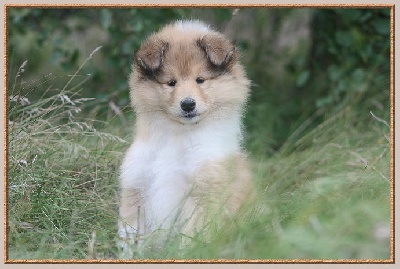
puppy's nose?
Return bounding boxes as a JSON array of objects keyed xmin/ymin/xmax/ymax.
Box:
[{"xmin": 180, "ymin": 98, "xmax": 196, "ymax": 113}]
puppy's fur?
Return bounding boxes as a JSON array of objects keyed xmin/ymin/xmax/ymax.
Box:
[{"xmin": 118, "ymin": 20, "xmax": 252, "ymax": 249}]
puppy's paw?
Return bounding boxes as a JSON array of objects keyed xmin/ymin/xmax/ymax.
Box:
[{"xmin": 117, "ymin": 225, "xmax": 143, "ymax": 259}]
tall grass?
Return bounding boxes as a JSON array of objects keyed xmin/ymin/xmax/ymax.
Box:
[
  {"xmin": 7, "ymin": 56, "xmax": 391, "ymax": 260},
  {"xmin": 7, "ymin": 55, "xmax": 128, "ymax": 259}
]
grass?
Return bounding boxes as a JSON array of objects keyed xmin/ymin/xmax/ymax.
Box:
[{"xmin": 6, "ymin": 57, "xmax": 391, "ymax": 261}]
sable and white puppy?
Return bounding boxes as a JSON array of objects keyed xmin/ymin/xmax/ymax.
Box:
[{"xmin": 118, "ymin": 20, "xmax": 252, "ymax": 250}]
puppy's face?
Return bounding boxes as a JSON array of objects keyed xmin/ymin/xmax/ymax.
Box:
[{"xmin": 129, "ymin": 22, "xmax": 250, "ymax": 125}]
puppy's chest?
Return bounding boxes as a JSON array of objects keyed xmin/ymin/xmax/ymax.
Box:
[
  {"xmin": 133, "ymin": 125, "xmax": 239, "ymax": 189},
  {"xmin": 147, "ymin": 136, "xmax": 215, "ymax": 180}
]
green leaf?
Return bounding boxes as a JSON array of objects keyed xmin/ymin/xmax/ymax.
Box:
[
  {"xmin": 296, "ymin": 70, "xmax": 310, "ymax": 87},
  {"xmin": 327, "ymin": 65, "xmax": 343, "ymax": 82},
  {"xmin": 214, "ymin": 9, "xmax": 232, "ymax": 23},
  {"xmin": 352, "ymin": 68, "xmax": 366, "ymax": 82},
  {"xmin": 134, "ymin": 20, "xmax": 144, "ymax": 32},
  {"xmin": 373, "ymin": 19, "xmax": 390, "ymax": 35},
  {"xmin": 316, "ymin": 96, "xmax": 334, "ymax": 108},
  {"xmin": 335, "ymin": 31, "xmax": 354, "ymax": 47},
  {"xmin": 100, "ymin": 9, "xmax": 112, "ymax": 30}
]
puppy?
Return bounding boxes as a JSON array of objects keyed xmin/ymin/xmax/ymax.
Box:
[{"xmin": 118, "ymin": 20, "xmax": 252, "ymax": 253}]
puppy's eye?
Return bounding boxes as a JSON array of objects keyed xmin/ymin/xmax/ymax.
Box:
[{"xmin": 196, "ymin": 77, "xmax": 205, "ymax": 84}]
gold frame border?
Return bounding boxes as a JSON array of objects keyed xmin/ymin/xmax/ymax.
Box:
[
  {"xmin": 3, "ymin": 3, "xmax": 395, "ymax": 264},
  {"xmin": 2, "ymin": 4, "xmax": 396, "ymax": 8}
]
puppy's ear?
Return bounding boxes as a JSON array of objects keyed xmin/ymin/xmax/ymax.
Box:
[
  {"xmin": 136, "ymin": 37, "xmax": 169, "ymax": 73},
  {"xmin": 197, "ymin": 34, "xmax": 237, "ymax": 68}
]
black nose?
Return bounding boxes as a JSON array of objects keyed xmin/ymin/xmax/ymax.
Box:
[{"xmin": 180, "ymin": 98, "xmax": 196, "ymax": 113}]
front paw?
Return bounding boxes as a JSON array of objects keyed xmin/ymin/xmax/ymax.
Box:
[{"xmin": 117, "ymin": 224, "xmax": 142, "ymax": 259}]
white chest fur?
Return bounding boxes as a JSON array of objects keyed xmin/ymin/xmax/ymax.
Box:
[{"xmin": 120, "ymin": 114, "xmax": 243, "ymax": 231}]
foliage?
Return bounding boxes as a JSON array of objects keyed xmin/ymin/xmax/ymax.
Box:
[
  {"xmin": 242, "ymin": 8, "xmax": 390, "ymax": 154},
  {"xmin": 304, "ymin": 8, "xmax": 389, "ymax": 110}
]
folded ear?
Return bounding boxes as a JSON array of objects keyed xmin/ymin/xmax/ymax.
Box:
[
  {"xmin": 197, "ymin": 34, "xmax": 237, "ymax": 68},
  {"xmin": 136, "ymin": 37, "xmax": 169, "ymax": 73}
]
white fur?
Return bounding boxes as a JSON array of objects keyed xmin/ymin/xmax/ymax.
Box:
[
  {"xmin": 120, "ymin": 112, "xmax": 242, "ymax": 231},
  {"xmin": 174, "ymin": 20, "xmax": 210, "ymax": 33}
]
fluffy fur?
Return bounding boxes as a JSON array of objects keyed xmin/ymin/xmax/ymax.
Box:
[{"xmin": 118, "ymin": 20, "xmax": 253, "ymax": 250}]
